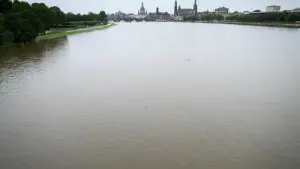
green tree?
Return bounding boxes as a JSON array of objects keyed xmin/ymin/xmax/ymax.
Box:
[
  {"xmin": 1, "ymin": 0, "xmax": 109, "ymax": 44},
  {"xmin": 215, "ymin": 14, "xmax": 224, "ymax": 21},
  {"xmin": 0, "ymin": 27, "xmax": 14, "ymax": 46},
  {"xmin": 88, "ymin": 12, "xmax": 97, "ymax": 21},
  {"xmin": 12, "ymin": 0, "xmax": 31, "ymax": 12},
  {"xmin": 31, "ymin": 3, "xmax": 55, "ymax": 30},
  {"xmin": 75, "ymin": 13, "xmax": 82, "ymax": 21},
  {"xmin": 200, "ymin": 14, "xmax": 224, "ymax": 21},
  {"xmin": 0, "ymin": 0, "xmax": 13, "ymax": 13},
  {"xmin": 2, "ymin": 11, "xmax": 38, "ymax": 43},
  {"xmin": 22, "ymin": 9, "xmax": 45, "ymax": 33},
  {"xmin": 50, "ymin": 6, "xmax": 66, "ymax": 26},
  {"xmin": 229, "ymin": 12, "xmax": 300, "ymax": 23},
  {"xmin": 66, "ymin": 12, "xmax": 76, "ymax": 22},
  {"xmin": 99, "ymin": 11, "xmax": 107, "ymax": 22}
]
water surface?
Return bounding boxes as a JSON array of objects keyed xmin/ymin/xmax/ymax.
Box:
[{"xmin": 1, "ymin": 23, "xmax": 300, "ymax": 169}]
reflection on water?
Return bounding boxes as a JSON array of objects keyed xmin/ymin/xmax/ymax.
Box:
[
  {"xmin": 0, "ymin": 23, "xmax": 300, "ymax": 169},
  {"xmin": 0, "ymin": 38, "xmax": 68, "ymax": 99},
  {"xmin": 0, "ymin": 38, "xmax": 67, "ymax": 67}
]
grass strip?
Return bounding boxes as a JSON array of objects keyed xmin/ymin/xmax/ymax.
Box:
[{"xmin": 37, "ymin": 24, "xmax": 115, "ymax": 41}]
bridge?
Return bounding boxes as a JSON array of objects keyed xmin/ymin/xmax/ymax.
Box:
[{"xmin": 109, "ymin": 18, "xmax": 156, "ymax": 22}]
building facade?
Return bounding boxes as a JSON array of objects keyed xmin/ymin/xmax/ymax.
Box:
[
  {"xmin": 266, "ymin": 5, "xmax": 281, "ymax": 12},
  {"xmin": 148, "ymin": 7, "xmax": 171, "ymax": 20},
  {"xmin": 109, "ymin": 11, "xmax": 128, "ymax": 21},
  {"xmin": 215, "ymin": 7, "xmax": 229, "ymax": 13},
  {"xmin": 138, "ymin": 2, "xmax": 147, "ymax": 15},
  {"xmin": 174, "ymin": 0, "xmax": 198, "ymax": 17},
  {"xmin": 292, "ymin": 8, "xmax": 300, "ymax": 13}
]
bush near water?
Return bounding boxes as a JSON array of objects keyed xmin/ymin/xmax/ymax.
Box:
[{"xmin": 0, "ymin": 0, "xmax": 107, "ymax": 46}]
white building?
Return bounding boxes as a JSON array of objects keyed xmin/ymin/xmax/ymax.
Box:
[
  {"xmin": 174, "ymin": 15, "xmax": 184, "ymax": 21},
  {"xmin": 109, "ymin": 11, "xmax": 128, "ymax": 21},
  {"xmin": 215, "ymin": 7, "xmax": 229, "ymax": 13},
  {"xmin": 266, "ymin": 5, "xmax": 281, "ymax": 12}
]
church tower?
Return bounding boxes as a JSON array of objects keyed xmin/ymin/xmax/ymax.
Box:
[
  {"xmin": 174, "ymin": 0, "xmax": 178, "ymax": 15},
  {"xmin": 138, "ymin": 2, "xmax": 146, "ymax": 15},
  {"xmin": 193, "ymin": 0, "xmax": 198, "ymax": 15}
]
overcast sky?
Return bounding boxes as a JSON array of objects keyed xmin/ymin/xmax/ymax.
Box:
[{"xmin": 25, "ymin": 0, "xmax": 299, "ymax": 14}]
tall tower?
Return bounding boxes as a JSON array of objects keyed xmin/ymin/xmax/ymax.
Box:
[
  {"xmin": 193, "ymin": 0, "xmax": 198, "ymax": 15},
  {"xmin": 139, "ymin": 2, "xmax": 146, "ymax": 15},
  {"xmin": 174, "ymin": 0, "xmax": 178, "ymax": 15}
]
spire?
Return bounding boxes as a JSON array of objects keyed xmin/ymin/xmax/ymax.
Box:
[
  {"xmin": 140, "ymin": 2, "xmax": 145, "ymax": 11},
  {"xmin": 174, "ymin": 0, "xmax": 178, "ymax": 15},
  {"xmin": 193, "ymin": 0, "xmax": 198, "ymax": 13}
]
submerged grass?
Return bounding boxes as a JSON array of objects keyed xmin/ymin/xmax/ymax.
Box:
[{"xmin": 37, "ymin": 24, "xmax": 115, "ymax": 41}]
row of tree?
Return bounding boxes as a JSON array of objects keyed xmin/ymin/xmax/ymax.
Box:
[
  {"xmin": 226, "ymin": 12, "xmax": 300, "ymax": 23},
  {"xmin": 184, "ymin": 12, "xmax": 300, "ymax": 22},
  {"xmin": 66, "ymin": 12, "xmax": 107, "ymax": 22},
  {"xmin": 199, "ymin": 14, "xmax": 224, "ymax": 21},
  {"xmin": 198, "ymin": 12, "xmax": 300, "ymax": 23},
  {"xmin": 0, "ymin": 0, "xmax": 107, "ymax": 46}
]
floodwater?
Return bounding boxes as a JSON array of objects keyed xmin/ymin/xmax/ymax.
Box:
[{"xmin": 1, "ymin": 23, "xmax": 300, "ymax": 169}]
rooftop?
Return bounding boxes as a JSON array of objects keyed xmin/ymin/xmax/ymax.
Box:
[
  {"xmin": 180, "ymin": 8, "xmax": 194, "ymax": 11},
  {"xmin": 216, "ymin": 6, "xmax": 229, "ymax": 9},
  {"xmin": 267, "ymin": 5, "xmax": 281, "ymax": 7}
]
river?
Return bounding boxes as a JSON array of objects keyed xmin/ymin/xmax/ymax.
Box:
[{"xmin": 1, "ymin": 22, "xmax": 300, "ymax": 169}]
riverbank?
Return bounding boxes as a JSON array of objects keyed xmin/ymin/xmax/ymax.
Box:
[
  {"xmin": 195, "ymin": 21, "xmax": 300, "ymax": 28},
  {"xmin": 37, "ymin": 24, "xmax": 116, "ymax": 41},
  {"xmin": 0, "ymin": 24, "xmax": 115, "ymax": 48}
]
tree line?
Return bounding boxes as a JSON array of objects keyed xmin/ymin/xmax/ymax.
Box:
[
  {"xmin": 199, "ymin": 14, "xmax": 224, "ymax": 21},
  {"xmin": 183, "ymin": 12, "xmax": 300, "ymax": 22},
  {"xmin": 226, "ymin": 12, "xmax": 300, "ymax": 23},
  {"xmin": 0, "ymin": 0, "xmax": 107, "ymax": 46}
]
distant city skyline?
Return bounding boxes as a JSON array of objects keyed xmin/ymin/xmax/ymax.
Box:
[{"xmin": 25, "ymin": 0, "xmax": 299, "ymax": 14}]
